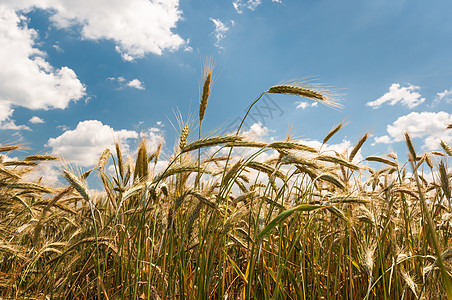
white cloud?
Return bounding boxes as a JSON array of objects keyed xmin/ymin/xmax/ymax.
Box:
[
  {"xmin": 0, "ymin": 121, "xmax": 30, "ymax": 131},
  {"xmin": 232, "ymin": 0, "xmax": 281, "ymax": 13},
  {"xmin": 435, "ymin": 89, "xmax": 452, "ymax": 103},
  {"xmin": 373, "ymin": 111, "xmax": 452, "ymax": 150},
  {"xmin": 183, "ymin": 39, "xmax": 193, "ymax": 52},
  {"xmin": 0, "ymin": 101, "xmax": 13, "ymax": 124},
  {"xmin": 108, "ymin": 77, "xmax": 145, "ymax": 90},
  {"xmin": 50, "ymin": 0, "xmax": 185, "ymax": 60},
  {"xmin": 367, "ymin": 83, "xmax": 425, "ymax": 109},
  {"xmin": 29, "ymin": 116, "xmax": 44, "ymax": 124},
  {"xmin": 57, "ymin": 124, "xmax": 70, "ymax": 131},
  {"xmin": 5, "ymin": 1, "xmax": 186, "ymax": 60},
  {"xmin": 0, "ymin": 4, "xmax": 85, "ymax": 129},
  {"xmin": 46, "ymin": 120, "xmax": 139, "ymax": 167},
  {"xmin": 210, "ymin": 18, "xmax": 230, "ymax": 49},
  {"xmin": 242, "ymin": 122, "xmax": 271, "ymax": 141},
  {"xmin": 373, "ymin": 135, "xmax": 392, "ymax": 144},
  {"xmin": 296, "ymin": 101, "xmax": 318, "ymax": 110},
  {"xmin": 52, "ymin": 43, "xmax": 63, "ymax": 52},
  {"xmin": 0, "ymin": 101, "xmax": 29, "ymax": 130},
  {"xmin": 1, "ymin": 1, "xmax": 185, "ymax": 127},
  {"xmin": 233, "ymin": 0, "xmax": 262, "ymax": 13},
  {"xmin": 140, "ymin": 127, "xmax": 165, "ymax": 153},
  {"xmin": 126, "ymin": 79, "xmax": 145, "ymax": 90}
]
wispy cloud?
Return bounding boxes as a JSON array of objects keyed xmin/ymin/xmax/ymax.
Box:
[
  {"xmin": 232, "ymin": 0, "xmax": 281, "ymax": 14},
  {"xmin": 210, "ymin": 18, "xmax": 231, "ymax": 49},
  {"xmin": 108, "ymin": 77, "xmax": 145, "ymax": 90},
  {"xmin": 296, "ymin": 101, "xmax": 318, "ymax": 110},
  {"xmin": 435, "ymin": 89, "xmax": 452, "ymax": 104},
  {"xmin": 366, "ymin": 83, "xmax": 425, "ymax": 109},
  {"xmin": 233, "ymin": 0, "xmax": 262, "ymax": 13},
  {"xmin": 373, "ymin": 111, "xmax": 452, "ymax": 150},
  {"xmin": 52, "ymin": 43, "xmax": 63, "ymax": 52}
]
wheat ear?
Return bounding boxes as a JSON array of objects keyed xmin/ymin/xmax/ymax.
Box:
[
  {"xmin": 199, "ymin": 58, "xmax": 214, "ymax": 123},
  {"xmin": 268, "ymin": 84, "xmax": 341, "ymax": 108}
]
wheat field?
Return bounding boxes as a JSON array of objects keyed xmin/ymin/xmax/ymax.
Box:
[{"xmin": 1, "ymin": 74, "xmax": 452, "ymax": 299}]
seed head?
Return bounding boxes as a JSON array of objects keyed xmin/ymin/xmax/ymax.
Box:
[
  {"xmin": 440, "ymin": 140, "xmax": 452, "ymax": 156},
  {"xmin": 199, "ymin": 58, "xmax": 214, "ymax": 123},
  {"xmin": 268, "ymin": 83, "xmax": 342, "ymax": 108},
  {"xmin": 179, "ymin": 124, "xmax": 189, "ymax": 150}
]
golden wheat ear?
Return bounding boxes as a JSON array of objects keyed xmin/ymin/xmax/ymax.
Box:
[
  {"xmin": 349, "ymin": 133, "xmax": 369, "ymax": 162},
  {"xmin": 440, "ymin": 139, "xmax": 452, "ymax": 156},
  {"xmin": 268, "ymin": 83, "xmax": 342, "ymax": 109},
  {"xmin": 199, "ymin": 58, "xmax": 214, "ymax": 123},
  {"xmin": 134, "ymin": 138, "xmax": 149, "ymax": 181},
  {"xmin": 62, "ymin": 169, "xmax": 90, "ymax": 202},
  {"xmin": 323, "ymin": 121, "xmax": 345, "ymax": 144},
  {"xmin": 178, "ymin": 124, "xmax": 189, "ymax": 151}
]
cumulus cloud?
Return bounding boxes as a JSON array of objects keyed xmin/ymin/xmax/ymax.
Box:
[
  {"xmin": 29, "ymin": 116, "xmax": 44, "ymax": 124},
  {"xmin": 0, "ymin": 5, "xmax": 86, "ymax": 129},
  {"xmin": 5, "ymin": 1, "xmax": 185, "ymax": 61},
  {"xmin": 126, "ymin": 79, "xmax": 145, "ymax": 90},
  {"xmin": 46, "ymin": 120, "xmax": 139, "ymax": 167},
  {"xmin": 296, "ymin": 101, "xmax": 318, "ymax": 110},
  {"xmin": 242, "ymin": 122, "xmax": 271, "ymax": 141},
  {"xmin": 373, "ymin": 111, "xmax": 452, "ymax": 150},
  {"xmin": 16, "ymin": 0, "xmax": 185, "ymax": 60},
  {"xmin": 367, "ymin": 83, "xmax": 425, "ymax": 109},
  {"xmin": 210, "ymin": 18, "xmax": 231, "ymax": 49}
]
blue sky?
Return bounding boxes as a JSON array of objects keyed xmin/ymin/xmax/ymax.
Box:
[{"xmin": 1, "ymin": 0, "xmax": 451, "ymax": 183}]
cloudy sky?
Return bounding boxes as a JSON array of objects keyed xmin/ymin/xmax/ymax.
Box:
[{"xmin": 1, "ymin": 0, "xmax": 452, "ymax": 177}]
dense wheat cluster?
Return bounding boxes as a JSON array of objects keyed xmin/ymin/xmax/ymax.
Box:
[{"xmin": 1, "ymin": 77, "xmax": 452, "ymax": 299}]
